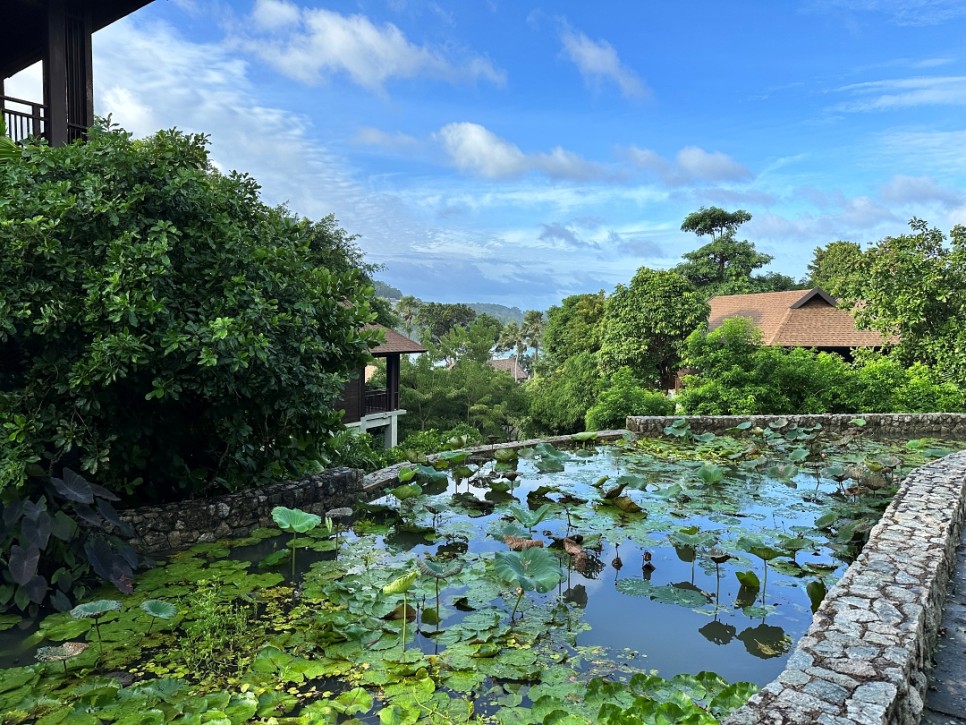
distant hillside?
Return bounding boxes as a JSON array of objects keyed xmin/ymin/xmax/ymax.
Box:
[
  {"xmin": 468, "ymin": 303, "xmax": 523, "ymax": 324},
  {"xmin": 373, "ymin": 280, "xmax": 402, "ymax": 300}
]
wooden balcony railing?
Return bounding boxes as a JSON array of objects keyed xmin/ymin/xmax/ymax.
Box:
[
  {"xmin": 365, "ymin": 389, "xmax": 399, "ymax": 414},
  {"xmin": 2, "ymin": 94, "xmax": 88, "ymax": 146},
  {"xmin": 2, "ymin": 95, "xmax": 46, "ymax": 144}
]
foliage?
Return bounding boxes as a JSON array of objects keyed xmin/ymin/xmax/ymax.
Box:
[
  {"xmin": 846, "ymin": 218, "xmax": 966, "ymax": 386},
  {"xmin": 177, "ymin": 582, "xmax": 256, "ymax": 677},
  {"xmin": 522, "ymin": 309, "xmax": 545, "ymax": 363},
  {"xmin": 679, "ymin": 317, "xmax": 965, "ymax": 415},
  {"xmin": 0, "ymin": 118, "xmax": 20, "ymax": 163},
  {"xmin": 394, "ymin": 295, "xmax": 422, "ymax": 339},
  {"xmin": 399, "ymin": 342, "xmax": 528, "ymax": 441},
  {"xmin": 676, "ymin": 207, "xmax": 799, "ymax": 296},
  {"xmin": 441, "ymin": 316, "xmax": 501, "ymax": 366},
  {"xmin": 599, "ymin": 268, "xmax": 708, "ymax": 387},
  {"xmin": 0, "ymin": 468, "xmax": 137, "ymax": 615},
  {"xmin": 585, "ymin": 367, "xmax": 673, "ymax": 430},
  {"xmin": 527, "ymin": 351, "xmax": 602, "ymax": 435},
  {"xmin": 324, "ymin": 428, "xmax": 395, "ymax": 472},
  {"xmin": 680, "ymin": 206, "xmax": 752, "ymax": 240},
  {"xmin": 0, "ymin": 123, "xmax": 377, "ymax": 497},
  {"xmin": 414, "ymin": 302, "xmax": 477, "ymax": 343},
  {"xmin": 541, "ymin": 291, "xmax": 606, "ymax": 370},
  {"xmin": 397, "ymin": 425, "xmax": 485, "ymax": 458},
  {"xmin": 805, "ymin": 240, "xmax": 865, "ymax": 297}
]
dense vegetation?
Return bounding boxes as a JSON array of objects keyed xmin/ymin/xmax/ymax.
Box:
[
  {"xmin": 392, "ymin": 210, "xmax": 966, "ymax": 447},
  {"xmin": 0, "ymin": 124, "xmax": 381, "ymax": 500}
]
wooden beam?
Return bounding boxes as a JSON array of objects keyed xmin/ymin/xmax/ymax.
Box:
[{"xmin": 44, "ymin": 0, "xmax": 68, "ymax": 146}]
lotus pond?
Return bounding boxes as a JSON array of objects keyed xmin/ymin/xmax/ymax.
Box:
[{"xmin": 1, "ymin": 420, "xmax": 964, "ymax": 724}]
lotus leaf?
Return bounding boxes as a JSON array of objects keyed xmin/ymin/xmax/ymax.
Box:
[
  {"xmin": 389, "ymin": 483, "xmax": 423, "ymax": 501},
  {"xmin": 70, "ymin": 600, "xmax": 120, "ymax": 619},
  {"xmin": 140, "ymin": 600, "xmax": 178, "ymax": 626},
  {"xmin": 383, "ymin": 569, "xmax": 420, "ymax": 595},
  {"xmin": 271, "ymin": 507, "xmax": 321, "ymax": 534},
  {"xmin": 508, "ymin": 503, "xmax": 551, "ymax": 531},
  {"xmin": 494, "ymin": 547, "xmax": 562, "ymax": 594}
]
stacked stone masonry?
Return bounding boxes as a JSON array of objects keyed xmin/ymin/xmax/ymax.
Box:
[
  {"xmin": 119, "ymin": 467, "xmax": 366, "ymax": 553},
  {"xmin": 627, "ymin": 414, "xmax": 966, "ymax": 725}
]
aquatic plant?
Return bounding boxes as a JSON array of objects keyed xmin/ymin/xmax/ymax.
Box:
[
  {"xmin": 140, "ymin": 599, "xmax": 178, "ymax": 633},
  {"xmin": 271, "ymin": 506, "xmax": 321, "ymax": 576},
  {"xmin": 70, "ymin": 599, "xmax": 120, "ymax": 658},
  {"xmin": 738, "ymin": 537, "xmax": 783, "ymax": 604},
  {"xmin": 35, "ymin": 642, "xmax": 88, "ymax": 673},
  {"xmin": 416, "ymin": 556, "xmax": 464, "ymax": 624},
  {"xmin": 382, "ymin": 569, "xmax": 420, "ymax": 652},
  {"xmin": 493, "ymin": 547, "xmax": 562, "ymax": 619},
  {"xmin": 508, "ymin": 503, "xmax": 551, "ymax": 534}
]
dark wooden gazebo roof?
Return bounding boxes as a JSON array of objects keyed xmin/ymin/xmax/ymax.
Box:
[
  {"xmin": 2, "ymin": 1, "xmax": 153, "ymax": 78},
  {"xmin": 1, "ymin": 0, "xmax": 154, "ymax": 146}
]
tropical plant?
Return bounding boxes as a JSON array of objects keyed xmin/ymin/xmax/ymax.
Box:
[
  {"xmin": 70, "ymin": 599, "xmax": 121, "ymax": 658},
  {"xmin": 585, "ymin": 367, "xmax": 673, "ymax": 430},
  {"xmin": 598, "ymin": 267, "xmax": 708, "ymax": 388},
  {"xmin": 508, "ymin": 503, "xmax": 551, "ymax": 534},
  {"xmin": 140, "ymin": 599, "xmax": 178, "ymax": 633},
  {"xmin": 493, "ymin": 547, "xmax": 562, "ymax": 619},
  {"xmin": 0, "ymin": 468, "xmax": 137, "ymax": 615},
  {"xmin": 382, "ymin": 568, "xmax": 420, "ymax": 652},
  {"xmin": 271, "ymin": 506, "xmax": 322, "ymax": 576},
  {"xmin": 416, "ymin": 556, "xmax": 464, "ymax": 624},
  {"xmin": 0, "ymin": 122, "xmax": 378, "ymax": 497},
  {"xmin": 0, "ymin": 118, "xmax": 20, "ymax": 162}
]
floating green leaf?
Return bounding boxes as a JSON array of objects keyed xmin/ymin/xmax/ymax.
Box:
[{"xmin": 271, "ymin": 507, "xmax": 321, "ymax": 534}]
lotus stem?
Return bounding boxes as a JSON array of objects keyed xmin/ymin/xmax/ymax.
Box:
[
  {"xmin": 291, "ymin": 531, "xmax": 297, "ymax": 577},
  {"xmin": 401, "ymin": 592, "xmax": 408, "ymax": 653},
  {"xmin": 94, "ymin": 619, "xmax": 104, "ymax": 658},
  {"xmin": 511, "ymin": 589, "xmax": 525, "ymax": 620}
]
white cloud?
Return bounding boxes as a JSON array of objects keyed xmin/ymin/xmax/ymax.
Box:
[
  {"xmin": 880, "ymin": 174, "xmax": 964, "ymax": 207},
  {"xmin": 627, "ymin": 145, "xmax": 752, "ymax": 185},
  {"xmin": 237, "ymin": 5, "xmax": 504, "ymax": 92},
  {"xmin": 436, "ymin": 122, "xmax": 609, "ymax": 180},
  {"xmin": 251, "ymin": 0, "xmax": 300, "ymax": 30},
  {"xmin": 809, "ymin": 0, "xmax": 966, "ymax": 25},
  {"xmin": 835, "ymin": 75, "xmax": 966, "ymax": 111},
  {"xmin": 560, "ymin": 29, "xmax": 648, "ymax": 99},
  {"xmin": 353, "ymin": 127, "xmax": 420, "ymax": 149}
]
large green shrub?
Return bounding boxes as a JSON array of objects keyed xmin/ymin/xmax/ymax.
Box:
[
  {"xmin": 0, "ymin": 124, "xmax": 377, "ymax": 499},
  {"xmin": 585, "ymin": 368, "xmax": 673, "ymax": 430},
  {"xmin": 527, "ymin": 351, "xmax": 602, "ymax": 435}
]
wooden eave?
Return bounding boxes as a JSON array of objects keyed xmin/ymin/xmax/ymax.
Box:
[{"xmin": 1, "ymin": 0, "xmax": 154, "ymax": 78}]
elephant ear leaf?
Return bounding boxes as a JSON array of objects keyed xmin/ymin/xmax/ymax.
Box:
[
  {"xmin": 9, "ymin": 545, "xmax": 40, "ymax": 585},
  {"xmin": 51, "ymin": 469, "xmax": 94, "ymax": 504}
]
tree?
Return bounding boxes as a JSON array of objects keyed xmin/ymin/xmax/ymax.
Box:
[
  {"xmin": 680, "ymin": 206, "xmax": 752, "ymax": 241},
  {"xmin": 395, "ymin": 295, "xmax": 422, "ymax": 338},
  {"xmin": 806, "ymin": 241, "xmax": 865, "ymax": 297},
  {"xmin": 846, "ymin": 219, "xmax": 966, "ymax": 384},
  {"xmin": 676, "ymin": 207, "xmax": 799, "ymax": 296},
  {"xmin": 496, "ymin": 321, "xmax": 528, "ymax": 380},
  {"xmin": 414, "ymin": 302, "xmax": 477, "ymax": 343},
  {"xmin": 598, "ymin": 268, "xmax": 708, "ymax": 388},
  {"xmin": 441, "ymin": 316, "xmax": 500, "ymax": 366},
  {"xmin": 526, "ymin": 351, "xmax": 602, "ymax": 435},
  {"xmin": 542, "ymin": 292, "xmax": 606, "ymax": 368},
  {"xmin": 522, "ymin": 310, "xmax": 545, "ymax": 364},
  {"xmin": 0, "ymin": 124, "xmax": 376, "ymax": 497},
  {"xmin": 585, "ymin": 367, "xmax": 673, "ymax": 430}
]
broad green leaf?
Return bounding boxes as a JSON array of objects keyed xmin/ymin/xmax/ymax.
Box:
[
  {"xmin": 271, "ymin": 506, "xmax": 321, "ymax": 534},
  {"xmin": 493, "ymin": 548, "xmax": 562, "ymax": 593}
]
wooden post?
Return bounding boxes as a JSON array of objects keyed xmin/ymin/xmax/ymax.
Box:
[{"xmin": 44, "ymin": 0, "xmax": 69, "ymax": 146}]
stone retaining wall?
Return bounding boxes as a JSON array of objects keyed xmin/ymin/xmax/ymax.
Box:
[
  {"xmin": 624, "ymin": 414, "xmax": 966, "ymax": 724},
  {"xmin": 626, "ymin": 412, "xmax": 966, "ymax": 439},
  {"xmin": 120, "ymin": 467, "xmax": 367, "ymax": 553}
]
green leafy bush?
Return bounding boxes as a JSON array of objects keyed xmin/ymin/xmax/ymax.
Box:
[
  {"xmin": 585, "ymin": 367, "xmax": 673, "ymax": 430},
  {"xmin": 0, "ymin": 123, "xmax": 377, "ymax": 498}
]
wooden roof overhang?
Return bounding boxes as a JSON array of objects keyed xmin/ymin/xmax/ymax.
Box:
[{"xmin": 1, "ymin": 0, "xmax": 153, "ymax": 79}]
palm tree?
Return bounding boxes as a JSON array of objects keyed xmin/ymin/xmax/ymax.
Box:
[
  {"xmin": 522, "ymin": 310, "xmax": 544, "ymax": 365},
  {"xmin": 497, "ymin": 321, "xmax": 528, "ymax": 380},
  {"xmin": 395, "ymin": 295, "xmax": 422, "ymax": 339}
]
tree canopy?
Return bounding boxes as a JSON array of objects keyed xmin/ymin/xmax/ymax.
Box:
[
  {"xmin": 806, "ymin": 241, "xmax": 865, "ymax": 298},
  {"xmin": 680, "ymin": 206, "xmax": 752, "ymax": 240},
  {"xmin": 0, "ymin": 124, "xmax": 377, "ymax": 497},
  {"xmin": 598, "ymin": 268, "xmax": 708, "ymax": 388}
]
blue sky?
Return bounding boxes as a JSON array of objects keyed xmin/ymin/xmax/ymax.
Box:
[{"xmin": 10, "ymin": 0, "xmax": 966, "ymax": 310}]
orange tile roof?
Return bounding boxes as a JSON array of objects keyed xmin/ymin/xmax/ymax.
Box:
[
  {"xmin": 707, "ymin": 288, "xmax": 888, "ymax": 348},
  {"xmin": 367, "ymin": 325, "xmax": 427, "ymax": 355}
]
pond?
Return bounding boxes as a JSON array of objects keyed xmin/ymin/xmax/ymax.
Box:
[{"xmin": 1, "ymin": 420, "xmax": 963, "ymax": 724}]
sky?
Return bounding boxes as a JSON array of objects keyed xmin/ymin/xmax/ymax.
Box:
[{"xmin": 9, "ymin": 0, "xmax": 966, "ymax": 311}]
